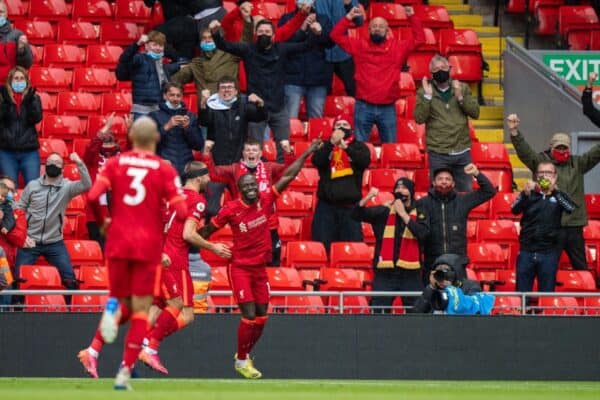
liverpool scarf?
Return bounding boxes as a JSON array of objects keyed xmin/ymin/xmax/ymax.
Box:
[
  {"xmin": 377, "ymin": 208, "xmax": 420, "ymax": 270},
  {"xmin": 239, "ymin": 160, "xmax": 269, "ymax": 193},
  {"xmin": 330, "ymin": 136, "xmax": 355, "ymax": 179}
]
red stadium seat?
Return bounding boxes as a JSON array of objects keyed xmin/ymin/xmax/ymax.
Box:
[
  {"xmin": 19, "ymin": 265, "xmax": 63, "ymax": 289},
  {"xmin": 379, "ymin": 142, "xmax": 423, "ymax": 169},
  {"xmin": 72, "ymin": 67, "xmax": 117, "ymax": 92},
  {"xmin": 100, "ymin": 92, "xmax": 132, "ymax": 115},
  {"xmin": 476, "ymin": 219, "xmax": 519, "ymax": 262},
  {"xmin": 490, "ymin": 192, "xmax": 520, "ymax": 220},
  {"xmin": 114, "ymin": 0, "xmax": 152, "ymax": 23},
  {"xmin": 291, "ymin": 141, "xmax": 313, "ymax": 167},
  {"xmin": 439, "ymin": 29, "xmax": 482, "ymax": 55},
  {"xmin": 448, "ymin": 54, "xmax": 483, "ymax": 82},
  {"xmin": 252, "ymin": 2, "xmax": 282, "ymax": 24},
  {"xmin": 323, "ymin": 96, "xmax": 355, "ymax": 118},
  {"xmin": 363, "ymin": 190, "xmax": 394, "ymax": 207},
  {"xmin": 558, "ymin": 5, "xmax": 599, "ymax": 37},
  {"xmin": 71, "ymin": 294, "xmax": 108, "ymax": 312},
  {"xmin": 25, "ymin": 295, "xmax": 68, "ymax": 312},
  {"xmin": 71, "ymin": 0, "xmax": 113, "ymax": 22},
  {"xmin": 289, "ymin": 118, "xmax": 305, "ymax": 141},
  {"xmin": 329, "ymin": 294, "xmax": 370, "ymax": 314},
  {"xmin": 492, "ymin": 296, "xmax": 522, "ymax": 315},
  {"xmin": 413, "ymin": 5, "xmax": 453, "ymax": 32},
  {"xmin": 278, "ymin": 217, "xmax": 302, "ymax": 242},
  {"xmin": 39, "ymin": 138, "xmax": 69, "ymax": 161},
  {"xmin": 285, "ymin": 241, "xmax": 328, "ymax": 269},
  {"xmin": 57, "ymin": 20, "xmax": 99, "ymax": 45},
  {"xmin": 533, "ymin": 0, "xmax": 564, "ymax": 36},
  {"xmin": 5, "ymin": 0, "xmax": 27, "ymax": 20},
  {"xmin": 85, "ymin": 45, "xmax": 124, "ymax": 68},
  {"xmin": 583, "ymin": 220, "xmax": 600, "ymax": 249},
  {"xmin": 276, "ymin": 191, "xmax": 313, "ymax": 217},
  {"xmin": 329, "ymin": 242, "xmax": 373, "ymax": 269},
  {"xmin": 270, "ymin": 295, "xmax": 325, "ymax": 314},
  {"xmin": 307, "ymin": 117, "xmax": 334, "ymax": 141},
  {"xmin": 319, "ymin": 267, "xmax": 363, "ymax": 290},
  {"xmin": 266, "ymin": 267, "xmax": 303, "ymax": 290},
  {"xmin": 78, "ymin": 266, "xmax": 109, "ymax": 289},
  {"xmin": 72, "ymin": 138, "xmax": 91, "ymax": 158},
  {"xmin": 41, "ymin": 115, "xmax": 86, "ymax": 139},
  {"xmin": 396, "ymin": 119, "xmax": 426, "ymax": 151},
  {"xmin": 289, "ymin": 168, "xmax": 319, "ymax": 194},
  {"xmin": 87, "ymin": 115, "xmax": 129, "ymax": 137},
  {"xmin": 29, "ymin": 67, "xmax": 72, "ymax": 92},
  {"xmin": 467, "ymin": 242, "xmax": 508, "ymax": 270},
  {"xmin": 407, "ymin": 52, "xmax": 436, "ymax": 81},
  {"xmin": 62, "ymin": 163, "xmax": 82, "ymax": 180},
  {"xmin": 473, "ymin": 169, "xmax": 513, "ymax": 193},
  {"xmin": 582, "ymin": 296, "xmax": 600, "ymax": 315},
  {"xmin": 362, "ymin": 222, "xmax": 375, "ymax": 244},
  {"xmin": 64, "ymin": 240, "xmax": 104, "ymax": 267},
  {"xmin": 468, "ymin": 199, "xmax": 491, "ymax": 219},
  {"xmin": 30, "ymin": 45, "xmax": 44, "ymax": 65},
  {"xmin": 538, "ymin": 296, "xmax": 581, "ymax": 315},
  {"xmin": 470, "ymin": 142, "xmax": 511, "ymax": 170},
  {"xmin": 367, "ymin": 168, "xmax": 415, "ymax": 192},
  {"xmin": 39, "ymin": 92, "xmax": 57, "ymax": 113},
  {"xmin": 42, "ymin": 44, "xmax": 86, "ymax": 68},
  {"xmin": 399, "ymin": 72, "xmax": 416, "ymax": 97},
  {"xmin": 14, "ymin": 20, "xmax": 56, "ymax": 45},
  {"xmin": 56, "ymin": 92, "xmax": 100, "ymax": 116},
  {"xmin": 99, "ymin": 21, "xmax": 140, "ymax": 46},
  {"xmin": 201, "ymin": 242, "xmax": 232, "ymax": 268},
  {"xmin": 62, "ymin": 213, "xmax": 88, "ymax": 239},
  {"xmin": 585, "ymin": 194, "xmax": 600, "ymax": 219},
  {"xmin": 368, "ymin": 3, "xmax": 408, "ymax": 27},
  {"xmin": 28, "ymin": 0, "xmax": 69, "ymax": 21},
  {"xmin": 67, "ymin": 194, "xmax": 87, "ymax": 214},
  {"xmin": 494, "ymin": 269, "xmax": 517, "ymax": 292},
  {"xmin": 555, "ymin": 270, "xmax": 596, "ymax": 292}
]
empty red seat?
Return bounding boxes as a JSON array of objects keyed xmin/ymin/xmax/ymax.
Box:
[
  {"xmin": 29, "ymin": 0, "xmax": 69, "ymax": 21},
  {"xmin": 57, "ymin": 92, "xmax": 100, "ymax": 116},
  {"xmin": 114, "ymin": 0, "xmax": 152, "ymax": 22},
  {"xmin": 285, "ymin": 241, "xmax": 328, "ymax": 269},
  {"xmin": 362, "ymin": 190, "xmax": 395, "ymax": 207},
  {"xmin": 71, "ymin": 294, "xmax": 108, "ymax": 312},
  {"xmin": 25, "ymin": 295, "xmax": 68, "ymax": 312},
  {"xmin": 307, "ymin": 117, "xmax": 334, "ymax": 141},
  {"xmin": 447, "ymin": 53, "xmax": 483, "ymax": 82},
  {"xmin": 30, "ymin": 45, "xmax": 44, "ymax": 65},
  {"xmin": 585, "ymin": 194, "xmax": 600, "ymax": 219},
  {"xmin": 329, "ymin": 294, "xmax": 370, "ymax": 314},
  {"xmin": 538, "ymin": 296, "xmax": 581, "ymax": 315},
  {"xmin": 582, "ymin": 296, "xmax": 600, "ymax": 315},
  {"xmin": 473, "ymin": 169, "xmax": 513, "ymax": 193},
  {"xmin": 292, "ymin": 141, "xmax": 313, "ymax": 166},
  {"xmin": 534, "ymin": 0, "xmax": 562, "ymax": 36},
  {"xmin": 583, "ymin": 220, "xmax": 600, "ymax": 245},
  {"xmin": 41, "ymin": 115, "xmax": 86, "ymax": 139},
  {"xmin": 476, "ymin": 219, "xmax": 519, "ymax": 262},
  {"xmin": 29, "ymin": 67, "xmax": 72, "ymax": 92},
  {"xmin": 490, "ymin": 192, "xmax": 520, "ymax": 220},
  {"xmin": 64, "ymin": 240, "xmax": 104, "ymax": 267},
  {"xmin": 396, "ymin": 119, "xmax": 426, "ymax": 151},
  {"xmin": 439, "ymin": 29, "xmax": 482, "ymax": 54},
  {"xmin": 270, "ymin": 295, "xmax": 325, "ymax": 314},
  {"xmin": 407, "ymin": 52, "xmax": 436, "ymax": 81},
  {"xmin": 39, "ymin": 92, "xmax": 57, "ymax": 113},
  {"xmin": 289, "ymin": 118, "xmax": 305, "ymax": 141},
  {"xmin": 367, "ymin": 168, "xmax": 415, "ymax": 192},
  {"xmin": 67, "ymin": 194, "xmax": 87, "ymax": 214},
  {"xmin": 5, "ymin": 0, "xmax": 27, "ymax": 20},
  {"xmin": 492, "ymin": 296, "xmax": 522, "ymax": 315},
  {"xmin": 471, "ymin": 142, "xmax": 511, "ymax": 170},
  {"xmin": 100, "ymin": 21, "xmax": 140, "ymax": 45},
  {"xmin": 494, "ymin": 269, "xmax": 517, "ymax": 291},
  {"xmin": 252, "ymin": 2, "xmax": 282, "ymax": 24},
  {"xmin": 323, "ymin": 96, "xmax": 355, "ymax": 118},
  {"xmin": 14, "ymin": 20, "xmax": 55, "ymax": 45},
  {"xmin": 77, "ymin": 265, "xmax": 109, "ymax": 289},
  {"xmin": 319, "ymin": 267, "xmax": 363, "ymax": 290},
  {"xmin": 413, "ymin": 5, "xmax": 453, "ymax": 31},
  {"xmin": 71, "ymin": 0, "xmax": 113, "ymax": 22},
  {"xmin": 277, "ymin": 217, "xmax": 302, "ymax": 242},
  {"xmin": 19, "ymin": 265, "xmax": 62, "ymax": 289},
  {"xmin": 559, "ymin": 5, "xmax": 599, "ymax": 37},
  {"xmin": 62, "ymin": 163, "xmax": 82, "ymax": 180},
  {"xmin": 288, "ymin": 167, "xmax": 319, "ymax": 193},
  {"xmin": 276, "ymin": 191, "xmax": 313, "ymax": 217},
  {"xmin": 329, "ymin": 242, "xmax": 372, "ymax": 269},
  {"xmin": 555, "ymin": 270, "xmax": 596, "ymax": 292},
  {"xmin": 42, "ymin": 44, "xmax": 86, "ymax": 68},
  {"xmin": 379, "ymin": 142, "xmax": 423, "ymax": 169},
  {"xmin": 39, "ymin": 138, "xmax": 69, "ymax": 161},
  {"xmin": 57, "ymin": 20, "xmax": 99, "ymax": 45},
  {"xmin": 368, "ymin": 3, "xmax": 408, "ymax": 27},
  {"xmin": 72, "ymin": 138, "xmax": 91, "ymax": 158},
  {"xmin": 72, "ymin": 67, "xmax": 117, "ymax": 92},
  {"xmin": 469, "ymin": 199, "xmax": 490, "ymax": 219},
  {"xmin": 266, "ymin": 267, "xmax": 303, "ymax": 290},
  {"xmin": 85, "ymin": 45, "xmax": 124, "ymax": 68},
  {"xmin": 467, "ymin": 242, "xmax": 508, "ymax": 270},
  {"xmin": 100, "ymin": 92, "xmax": 132, "ymax": 115}
]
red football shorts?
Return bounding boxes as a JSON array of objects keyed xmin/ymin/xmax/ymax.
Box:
[
  {"xmin": 228, "ymin": 265, "xmax": 269, "ymax": 305},
  {"xmin": 107, "ymin": 258, "xmax": 160, "ymax": 298},
  {"xmin": 156, "ymin": 268, "xmax": 194, "ymax": 307}
]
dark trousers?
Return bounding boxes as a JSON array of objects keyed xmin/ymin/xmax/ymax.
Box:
[
  {"xmin": 428, "ymin": 150, "xmax": 473, "ymax": 192},
  {"xmin": 86, "ymin": 222, "xmax": 105, "ymax": 250},
  {"xmin": 331, "ymin": 58, "xmax": 356, "ymax": 97},
  {"xmin": 248, "ymin": 107, "xmax": 291, "ymax": 163},
  {"xmin": 557, "ymin": 226, "xmax": 588, "ymax": 270},
  {"xmin": 155, "ymin": 15, "xmax": 199, "ymax": 61},
  {"xmin": 371, "ymin": 268, "xmax": 423, "ymax": 314},
  {"xmin": 516, "ymin": 250, "xmax": 559, "ymax": 292},
  {"xmin": 311, "ymin": 200, "xmax": 363, "ymax": 253},
  {"xmin": 270, "ymin": 229, "xmax": 281, "ymax": 267},
  {"xmin": 15, "ymin": 241, "xmax": 77, "ymax": 288}
]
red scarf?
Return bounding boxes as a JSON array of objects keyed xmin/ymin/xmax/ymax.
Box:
[
  {"xmin": 330, "ymin": 136, "xmax": 355, "ymax": 179},
  {"xmin": 13, "ymin": 92, "xmax": 23, "ymax": 114},
  {"xmin": 239, "ymin": 160, "xmax": 270, "ymax": 193},
  {"xmin": 377, "ymin": 207, "xmax": 420, "ymax": 269}
]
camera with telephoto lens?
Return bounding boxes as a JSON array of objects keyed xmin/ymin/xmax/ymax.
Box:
[{"xmin": 433, "ymin": 268, "xmax": 456, "ymax": 286}]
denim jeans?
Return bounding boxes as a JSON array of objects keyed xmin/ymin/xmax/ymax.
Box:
[
  {"xmin": 428, "ymin": 150, "xmax": 473, "ymax": 192},
  {"xmin": 516, "ymin": 250, "xmax": 559, "ymax": 292},
  {"xmin": 15, "ymin": 241, "xmax": 77, "ymax": 288},
  {"xmin": 311, "ymin": 200, "xmax": 363, "ymax": 253},
  {"xmin": 353, "ymin": 100, "xmax": 396, "ymax": 143},
  {"xmin": 248, "ymin": 107, "xmax": 291, "ymax": 163},
  {"xmin": 0, "ymin": 149, "xmax": 40, "ymax": 186},
  {"xmin": 284, "ymin": 84, "xmax": 327, "ymax": 119}
]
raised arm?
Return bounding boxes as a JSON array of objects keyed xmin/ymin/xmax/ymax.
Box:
[
  {"xmin": 67, "ymin": 153, "xmax": 92, "ymax": 197},
  {"xmin": 329, "ymin": 8, "xmax": 362, "ymax": 56},
  {"xmin": 506, "ymin": 114, "xmax": 543, "ymax": 173},
  {"xmin": 582, "ymin": 72, "xmax": 600, "ymax": 127},
  {"xmin": 461, "ymin": 164, "xmax": 497, "ymax": 209},
  {"xmin": 210, "ymin": 21, "xmax": 251, "ymax": 58},
  {"xmin": 273, "ymin": 139, "xmax": 322, "ymax": 194}
]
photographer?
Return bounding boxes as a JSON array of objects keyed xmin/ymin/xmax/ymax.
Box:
[{"xmin": 412, "ymin": 254, "xmax": 494, "ymax": 315}]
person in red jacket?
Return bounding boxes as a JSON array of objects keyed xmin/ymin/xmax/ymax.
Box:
[
  {"xmin": 202, "ymin": 139, "xmax": 294, "ymax": 266},
  {"xmin": 330, "ymin": 6, "xmax": 425, "ymax": 143}
]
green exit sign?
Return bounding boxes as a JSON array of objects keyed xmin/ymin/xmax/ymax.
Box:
[{"xmin": 542, "ymin": 53, "xmax": 600, "ymax": 85}]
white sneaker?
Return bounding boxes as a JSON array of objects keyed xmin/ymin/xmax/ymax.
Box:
[
  {"xmin": 100, "ymin": 297, "xmax": 120, "ymax": 344},
  {"xmin": 114, "ymin": 364, "xmax": 132, "ymax": 390}
]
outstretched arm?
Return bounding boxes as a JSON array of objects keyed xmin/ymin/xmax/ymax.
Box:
[
  {"xmin": 273, "ymin": 139, "xmax": 322, "ymax": 194},
  {"xmin": 183, "ymin": 219, "xmax": 232, "ymax": 258}
]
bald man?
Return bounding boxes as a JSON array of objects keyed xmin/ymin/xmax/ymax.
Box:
[{"xmin": 330, "ymin": 6, "xmax": 425, "ymax": 143}]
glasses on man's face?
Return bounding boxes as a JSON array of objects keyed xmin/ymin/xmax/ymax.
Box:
[
  {"xmin": 537, "ymin": 170, "xmax": 555, "ymax": 177},
  {"xmin": 219, "ymin": 85, "xmax": 235, "ymax": 90}
]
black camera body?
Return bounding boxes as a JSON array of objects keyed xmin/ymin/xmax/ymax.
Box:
[{"xmin": 433, "ymin": 268, "xmax": 456, "ymax": 285}]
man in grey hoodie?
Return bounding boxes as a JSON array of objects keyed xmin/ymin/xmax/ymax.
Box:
[{"xmin": 15, "ymin": 152, "xmax": 92, "ymax": 289}]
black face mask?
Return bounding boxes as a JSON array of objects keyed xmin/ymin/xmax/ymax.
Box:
[
  {"xmin": 432, "ymin": 70, "xmax": 450, "ymax": 84},
  {"xmin": 45, "ymin": 164, "xmax": 62, "ymax": 178},
  {"xmin": 394, "ymin": 192, "xmax": 409, "ymax": 202},
  {"xmin": 339, "ymin": 127, "xmax": 353, "ymax": 139},
  {"xmin": 256, "ymin": 35, "xmax": 272, "ymax": 49},
  {"xmin": 370, "ymin": 33, "xmax": 385, "ymax": 44}
]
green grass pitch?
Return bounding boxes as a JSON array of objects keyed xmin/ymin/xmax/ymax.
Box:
[{"xmin": 1, "ymin": 379, "xmax": 599, "ymax": 400}]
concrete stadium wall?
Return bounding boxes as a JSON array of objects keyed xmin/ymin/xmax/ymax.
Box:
[{"xmin": 1, "ymin": 314, "xmax": 599, "ymax": 380}]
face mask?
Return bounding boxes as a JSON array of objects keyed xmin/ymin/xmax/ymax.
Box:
[
  {"xmin": 256, "ymin": 35, "xmax": 272, "ymax": 49},
  {"xmin": 538, "ymin": 177, "xmax": 551, "ymax": 191},
  {"xmin": 551, "ymin": 148, "xmax": 570, "ymax": 164},
  {"xmin": 0, "ymin": 17, "xmax": 7, "ymax": 27},
  {"xmin": 200, "ymin": 42, "xmax": 216, "ymax": 52},
  {"xmin": 296, "ymin": 0, "xmax": 314, "ymax": 7},
  {"xmin": 148, "ymin": 51, "xmax": 164, "ymax": 60},
  {"xmin": 6, "ymin": 192, "xmax": 13, "ymax": 203},
  {"xmin": 11, "ymin": 81, "xmax": 26, "ymax": 93},
  {"xmin": 45, "ymin": 164, "xmax": 62, "ymax": 178},
  {"xmin": 220, "ymin": 96, "xmax": 237, "ymax": 106},
  {"xmin": 432, "ymin": 70, "xmax": 450, "ymax": 84},
  {"xmin": 394, "ymin": 192, "xmax": 409, "ymax": 202},
  {"xmin": 434, "ymin": 184, "xmax": 453, "ymax": 196},
  {"xmin": 165, "ymin": 100, "xmax": 181, "ymax": 110},
  {"xmin": 370, "ymin": 33, "xmax": 385, "ymax": 44},
  {"xmin": 339, "ymin": 127, "xmax": 353, "ymax": 139}
]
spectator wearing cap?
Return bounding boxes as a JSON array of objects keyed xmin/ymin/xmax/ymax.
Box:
[
  {"xmin": 507, "ymin": 113, "xmax": 600, "ymax": 271},
  {"xmin": 351, "ymin": 177, "xmax": 429, "ymax": 313},
  {"xmin": 330, "ymin": 6, "xmax": 425, "ymax": 143},
  {"xmin": 416, "ymin": 163, "xmax": 496, "ymax": 282},
  {"xmin": 414, "ymin": 55, "xmax": 480, "ymax": 192},
  {"xmin": 311, "ymin": 115, "xmax": 370, "ymax": 252}
]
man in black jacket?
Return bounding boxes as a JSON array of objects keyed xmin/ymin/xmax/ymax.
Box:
[
  {"xmin": 417, "ymin": 164, "xmax": 496, "ymax": 283},
  {"xmin": 512, "ymin": 161, "xmax": 576, "ymax": 292},
  {"xmin": 209, "ymin": 17, "xmax": 322, "ymax": 162},
  {"xmin": 312, "ymin": 115, "xmax": 370, "ymax": 252},
  {"xmin": 351, "ymin": 178, "xmax": 428, "ymax": 312}
]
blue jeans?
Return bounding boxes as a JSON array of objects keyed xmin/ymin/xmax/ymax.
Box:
[
  {"xmin": 354, "ymin": 100, "xmax": 397, "ymax": 143},
  {"xmin": 284, "ymin": 84, "xmax": 327, "ymax": 119},
  {"xmin": 0, "ymin": 149, "xmax": 40, "ymax": 186},
  {"xmin": 15, "ymin": 241, "xmax": 77, "ymax": 288},
  {"xmin": 516, "ymin": 250, "xmax": 559, "ymax": 292},
  {"xmin": 311, "ymin": 200, "xmax": 363, "ymax": 253},
  {"xmin": 428, "ymin": 150, "xmax": 473, "ymax": 192}
]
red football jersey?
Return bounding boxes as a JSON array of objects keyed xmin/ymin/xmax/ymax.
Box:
[
  {"xmin": 211, "ymin": 187, "xmax": 279, "ymax": 267},
  {"xmin": 97, "ymin": 150, "xmax": 184, "ymax": 262},
  {"xmin": 163, "ymin": 188, "xmax": 207, "ymax": 271}
]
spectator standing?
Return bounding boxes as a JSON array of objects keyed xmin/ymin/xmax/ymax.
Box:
[
  {"xmin": 416, "ymin": 164, "xmax": 496, "ymax": 282},
  {"xmin": 0, "ymin": 67, "xmax": 43, "ymax": 185},
  {"xmin": 150, "ymin": 82, "xmax": 204, "ymax": 177},
  {"xmin": 15, "ymin": 153, "xmax": 92, "ymax": 291},
  {"xmin": 0, "ymin": 2, "xmax": 32, "ymax": 84},
  {"xmin": 414, "ymin": 55, "xmax": 480, "ymax": 192},
  {"xmin": 117, "ymin": 31, "xmax": 181, "ymax": 119},
  {"xmin": 511, "ymin": 162, "xmax": 576, "ymax": 292},
  {"xmin": 0, "ymin": 176, "xmax": 27, "ymax": 269},
  {"xmin": 507, "ymin": 111, "xmax": 600, "ymax": 271},
  {"xmin": 330, "ymin": 6, "xmax": 425, "ymax": 143},
  {"xmin": 311, "ymin": 115, "xmax": 370, "ymax": 252},
  {"xmin": 351, "ymin": 179, "xmax": 429, "ymax": 312}
]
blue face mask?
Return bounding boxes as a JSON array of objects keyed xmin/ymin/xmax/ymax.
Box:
[
  {"xmin": 200, "ymin": 42, "xmax": 216, "ymax": 52},
  {"xmin": 296, "ymin": 0, "xmax": 314, "ymax": 7},
  {"xmin": 220, "ymin": 97, "xmax": 237, "ymax": 106},
  {"xmin": 165, "ymin": 100, "xmax": 181, "ymax": 110},
  {"xmin": 147, "ymin": 51, "xmax": 164, "ymax": 60},
  {"xmin": 11, "ymin": 81, "xmax": 26, "ymax": 93},
  {"xmin": 0, "ymin": 17, "xmax": 7, "ymax": 27},
  {"xmin": 6, "ymin": 191, "xmax": 13, "ymax": 203}
]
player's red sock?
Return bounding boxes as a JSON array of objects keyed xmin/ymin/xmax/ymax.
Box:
[
  {"xmin": 176, "ymin": 314, "xmax": 188, "ymax": 330},
  {"xmin": 148, "ymin": 306, "xmax": 180, "ymax": 352},
  {"xmin": 122, "ymin": 311, "xmax": 148, "ymax": 370},
  {"xmin": 236, "ymin": 318, "xmax": 255, "ymax": 360},
  {"xmin": 89, "ymin": 303, "xmax": 131, "ymax": 355},
  {"xmin": 248, "ymin": 315, "xmax": 268, "ymax": 353}
]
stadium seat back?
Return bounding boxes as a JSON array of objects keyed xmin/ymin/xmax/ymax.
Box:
[
  {"xmin": 19, "ymin": 265, "xmax": 63, "ymax": 289},
  {"xmin": 307, "ymin": 117, "xmax": 335, "ymax": 141},
  {"xmin": 368, "ymin": 169, "xmax": 415, "ymax": 192},
  {"xmin": 329, "ymin": 242, "xmax": 373, "ymax": 269},
  {"xmin": 72, "ymin": 138, "xmax": 91, "ymax": 158},
  {"xmin": 42, "ymin": 44, "xmax": 86, "ymax": 68},
  {"xmin": 555, "ymin": 270, "xmax": 596, "ymax": 292},
  {"xmin": 490, "ymin": 192, "xmax": 520, "ymax": 220},
  {"xmin": 276, "ymin": 191, "xmax": 313, "ymax": 217},
  {"xmin": 78, "ymin": 266, "xmax": 109, "ymax": 289},
  {"xmin": 114, "ymin": 0, "xmax": 152, "ymax": 22},
  {"xmin": 492, "ymin": 296, "xmax": 522, "ymax": 315},
  {"xmin": 39, "ymin": 138, "xmax": 69, "ymax": 161},
  {"xmin": 64, "ymin": 239, "xmax": 104, "ymax": 266},
  {"xmin": 467, "ymin": 242, "xmax": 508, "ymax": 270},
  {"xmin": 585, "ymin": 194, "xmax": 600, "ymax": 219},
  {"xmin": 471, "ymin": 142, "xmax": 511, "ymax": 169},
  {"xmin": 439, "ymin": 29, "xmax": 482, "ymax": 54},
  {"xmin": 57, "ymin": 92, "xmax": 100, "ymax": 116},
  {"xmin": 379, "ymin": 142, "xmax": 423, "ymax": 169},
  {"xmin": 99, "ymin": 21, "xmax": 140, "ymax": 45},
  {"xmin": 277, "ymin": 217, "xmax": 303, "ymax": 242},
  {"xmin": 369, "ymin": 3, "xmax": 408, "ymax": 27},
  {"xmin": 29, "ymin": 0, "xmax": 69, "ymax": 21},
  {"xmin": 448, "ymin": 54, "xmax": 483, "ymax": 82},
  {"xmin": 270, "ymin": 295, "xmax": 325, "ymax": 314},
  {"xmin": 285, "ymin": 241, "xmax": 328, "ymax": 269},
  {"xmin": 209, "ymin": 266, "xmax": 231, "ymax": 290},
  {"xmin": 14, "ymin": 20, "xmax": 56, "ymax": 45},
  {"xmin": 71, "ymin": 294, "xmax": 108, "ymax": 312},
  {"xmin": 266, "ymin": 267, "xmax": 303, "ymax": 290},
  {"xmin": 29, "ymin": 66, "xmax": 72, "ymax": 92},
  {"xmin": 25, "ymin": 294, "xmax": 68, "ymax": 312},
  {"xmin": 85, "ymin": 44, "xmax": 124, "ymax": 68},
  {"xmin": 538, "ymin": 296, "xmax": 581, "ymax": 315},
  {"xmin": 71, "ymin": 0, "xmax": 113, "ymax": 22},
  {"xmin": 57, "ymin": 20, "xmax": 99, "ymax": 45},
  {"xmin": 41, "ymin": 115, "xmax": 85, "ymax": 139},
  {"xmin": 323, "ymin": 96, "xmax": 355, "ymax": 118},
  {"xmin": 72, "ymin": 67, "xmax": 117, "ymax": 92},
  {"xmin": 328, "ymin": 294, "xmax": 370, "ymax": 314},
  {"xmin": 473, "ymin": 169, "xmax": 513, "ymax": 193},
  {"xmin": 289, "ymin": 168, "xmax": 319, "ymax": 193}
]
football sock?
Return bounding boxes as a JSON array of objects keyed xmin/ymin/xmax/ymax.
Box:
[
  {"xmin": 89, "ymin": 303, "xmax": 131, "ymax": 356},
  {"xmin": 122, "ymin": 311, "xmax": 148, "ymax": 370},
  {"xmin": 148, "ymin": 306, "xmax": 180, "ymax": 352},
  {"xmin": 236, "ymin": 318, "xmax": 255, "ymax": 361},
  {"xmin": 248, "ymin": 315, "xmax": 267, "ymax": 353}
]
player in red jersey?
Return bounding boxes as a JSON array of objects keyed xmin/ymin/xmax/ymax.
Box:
[
  {"xmin": 78, "ymin": 117, "xmax": 187, "ymax": 390},
  {"xmin": 200, "ymin": 139, "xmax": 321, "ymax": 379},
  {"xmin": 139, "ymin": 160, "xmax": 232, "ymax": 374}
]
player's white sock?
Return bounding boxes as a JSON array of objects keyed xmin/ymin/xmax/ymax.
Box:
[
  {"xmin": 87, "ymin": 347, "xmax": 99, "ymax": 358},
  {"xmin": 144, "ymin": 346, "xmax": 157, "ymax": 356},
  {"xmin": 235, "ymin": 358, "xmax": 247, "ymax": 368}
]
